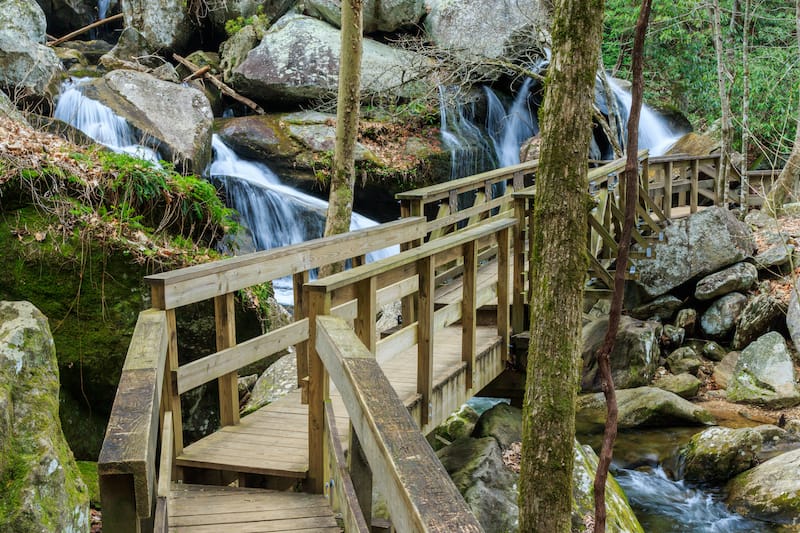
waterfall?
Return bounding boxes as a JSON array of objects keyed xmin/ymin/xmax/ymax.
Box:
[
  {"xmin": 606, "ymin": 78, "xmax": 684, "ymax": 156},
  {"xmin": 97, "ymin": 0, "xmax": 110, "ymax": 20},
  {"xmin": 483, "ymin": 78, "xmax": 539, "ymax": 168},
  {"xmin": 54, "ymin": 78, "xmax": 161, "ymax": 165},
  {"xmin": 438, "ymin": 86, "xmax": 496, "ymax": 180}
]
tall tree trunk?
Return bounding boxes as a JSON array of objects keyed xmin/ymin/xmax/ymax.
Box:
[
  {"xmin": 766, "ymin": 0, "xmax": 800, "ymax": 213},
  {"xmin": 711, "ymin": 0, "xmax": 733, "ymax": 207},
  {"xmin": 518, "ymin": 1, "xmax": 605, "ymax": 531},
  {"xmin": 323, "ymin": 0, "xmax": 363, "ymax": 272},
  {"xmin": 740, "ymin": 0, "xmax": 751, "ymax": 211},
  {"xmin": 592, "ymin": 2, "xmax": 651, "ymax": 532}
]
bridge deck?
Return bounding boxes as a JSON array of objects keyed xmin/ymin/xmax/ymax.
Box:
[
  {"xmin": 177, "ymin": 324, "xmax": 503, "ymax": 480},
  {"xmin": 167, "ymin": 484, "xmax": 339, "ymax": 532}
]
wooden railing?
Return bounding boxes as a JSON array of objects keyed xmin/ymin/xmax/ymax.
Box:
[{"xmin": 646, "ymin": 153, "xmax": 722, "ymax": 217}]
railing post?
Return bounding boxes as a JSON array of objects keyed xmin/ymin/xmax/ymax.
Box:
[
  {"xmin": 307, "ymin": 288, "xmax": 331, "ymax": 493},
  {"xmin": 664, "ymin": 160, "xmax": 673, "ymax": 219},
  {"xmin": 691, "ymin": 159, "xmax": 699, "ymax": 213},
  {"xmin": 461, "ymin": 240, "xmax": 477, "ymax": 389},
  {"xmin": 497, "ymin": 227, "xmax": 511, "ymax": 358},
  {"xmin": 417, "ymin": 255, "xmax": 435, "ymax": 427},
  {"xmin": 214, "ymin": 293, "xmax": 239, "ymax": 427},
  {"xmin": 164, "ymin": 309, "xmax": 183, "ymax": 460},
  {"xmin": 512, "ymin": 196, "xmax": 527, "ymax": 335},
  {"xmin": 355, "ymin": 277, "xmax": 376, "ymax": 353},
  {"xmin": 400, "ymin": 199, "xmax": 423, "ymax": 326},
  {"xmin": 348, "ymin": 430, "xmax": 373, "ymax": 526},
  {"xmin": 293, "ymin": 271, "xmax": 310, "ymax": 395}
]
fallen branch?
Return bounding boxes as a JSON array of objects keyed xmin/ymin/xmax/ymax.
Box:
[
  {"xmin": 182, "ymin": 65, "xmax": 210, "ymax": 83},
  {"xmin": 173, "ymin": 53, "xmax": 265, "ymax": 115},
  {"xmin": 48, "ymin": 13, "xmax": 124, "ymax": 47}
]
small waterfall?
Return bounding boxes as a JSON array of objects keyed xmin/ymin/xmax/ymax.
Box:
[
  {"xmin": 606, "ymin": 78, "xmax": 684, "ymax": 156},
  {"xmin": 483, "ymin": 78, "xmax": 539, "ymax": 168},
  {"xmin": 54, "ymin": 78, "xmax": 161, "ymax": 164},
  {"xmin": 97, "ymin": 0, "xmax": 110, "ymax": 20},
  {"xmin": 614, "ymin": 466, "xmax": 773, "ymax": 532},
  {"xmin": 438, "ymin": 86, "xmax": 496, "ymax": 180}
]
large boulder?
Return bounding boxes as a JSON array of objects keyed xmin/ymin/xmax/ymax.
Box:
[
  {"xmin": 653, "ymin": 372, "xmax": 701, "ymax": 398},
  {"xmin": 215, "ymin": 114, "xmax": 302, "ymax": 162},
  {"xmin": 727, "ymin": 447, "xmax": 800, "ymax": 525},
  {"xmin": 699, "ymin": 292, "xmax": 747, "ymax": 339},
  {"xmin": 428, "ymin": 403, "xmax": 479, "ymax": 451},
  {"xmin": 0, "ymin": 0, "xmax": 61, "ymax": 100},
  {"xmin": 208, "ymin": 0, "xmax": 293, "ymax": 35},
  {"xmin": 307, "ymin": 0, "xmax": 425, "ymax": 33},
  {"xmin": 471, "ymin": 402, "xmax": 521, "ymax": 449},
  {"xmin": 731, "ymin": 292, "xmax": 783, "ymax": 350},
  {"xmin": 581, "ymin": 316, "xmax": 660, "ymax": 392},
  {"xmin": 229, "ymin": 14, "xmax": 427, "ymax": 105},
  {"xmin": 0, "ymin": 301, "xmax": 89, "ymax": 532},
  {"xmin": 572, "ymin": 442, "xmax": 644, "ymax": 533},
  {"xmin": 576, "ymin": 387, "xmax": 715, "ymax": 432},
  {"xmin": 122, "ymin": 0, "xmax": 193, "ymax": 50},
  {"xmin": 425, "ymin": 0, "xmax": 549, "ymax": 60},
  {"xmin": 679, "ymin": 427, "xmax": 762, "ymax": 484},
  {"xmin": 694, "ymin": 262, "xmax": 758, "ymax": 301},
  {"xmin": 727, "ymin": 332, "xmax": 800, "ymax": 408},
  {"xmin": 83, "ymin": 70, "xmax": 214, "ymax": 172},
  {"xmin": 633, "ymin": 207, "xmax": 755, "ymax": 300}
]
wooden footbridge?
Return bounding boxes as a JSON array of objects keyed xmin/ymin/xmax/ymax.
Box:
[{"xmin": 98, "ymin": 151, "xmax": 725, "ymax": 532}]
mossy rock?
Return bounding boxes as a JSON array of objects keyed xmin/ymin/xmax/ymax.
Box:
[
  {"xmin": 726, "ymin": 447, "xmax": 800, "ymax": 525},
  {"xmin": 679, "ymin": 426, "xmax": 762, "ymax": 484}
]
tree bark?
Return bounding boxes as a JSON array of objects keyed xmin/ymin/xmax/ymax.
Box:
[
  {"xmin": 323, "ymin": 0, "xmax": 363, "ymax": 273},
  {"xmin": 592, "ymin": 2, "xmax": 651, "ymax": 531},
  {"xmin": 766, "ymin": 0, "xmax": 800, "ymax": 213},
  {"xmin": 518, "ymin": 1, "xmax": 605, "ymax": 532},
  {"xmin": 711, "ymin": 0, "xmax": 734, "ymax": 207}
]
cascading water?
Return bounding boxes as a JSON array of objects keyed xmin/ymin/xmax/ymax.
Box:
[
  {"xmin": 54, "ymin": 78, "xmax": 161, "ymax": 164},
  {"xmin": 483, "ymin": 78, "xmax": 539, "ymax": 168},
  {"xmin": 438, "ymin": 86, "xmax": 496, "ymax": 180}
]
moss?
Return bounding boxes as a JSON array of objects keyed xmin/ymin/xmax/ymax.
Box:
[{"xmin": 76, "ymin": 462, "xmax": 99, "ymax": 506}]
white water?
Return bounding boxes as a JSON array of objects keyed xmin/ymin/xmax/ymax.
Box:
[
  {"xmin": 614, "ymin": 466, "xmax": 773, "ymax": 532},
  {"xmin": 483, "ymin": 78, "xmax": 538, "ymax": 168},
  {"xmin": 438, "ymin": 86, "xmax": 495, "ymax": 180},
  {"xmin": 97, "ymin": 0, "xmax": 110, "ymax": 20},
  {"xmin": 54, "ymin": 78, "xmax": 162, "ymax": 165}
]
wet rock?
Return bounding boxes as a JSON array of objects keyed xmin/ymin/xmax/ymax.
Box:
[
  {"xmin": 702, "ymin": 341, "xmax": 726, "ymax": 362},
  {"xmin": 83, "ymin": 70, "xmax": 213, "ymax": 172},
  {"xmin": 634, "ymin": 207, "xmax": 755, "ymax": 300},
  {"xmin": 732, "ymin": 292, "xmax": 783, "ymax": 350},
  {"xmin": 727, "ymin": 447, "xmax": 800, "ymax": 525},
  {"xmin": 229, "ymin": 14, "xmax": 427, "ymax": 105},
  {"xmin": 307, "ymin": 0, "xmax": 425, "ymax": 33},
  {"xmin": 0, "ymin": 301, "xmax": 89, "ymax": 532},
  {"xmin": 654, "ymin": 372, "xmax": 701, "ymax": 399},
  {"xmin": 471, "ymin": 403, "xmax": 521, "ymax": 449},
  {"xmin": 712, "ymin": 351, "xmax": 739, "ymax": 389},
  {"xmin": 680, "ymin": 426, "xmax": 762, "ymax": 484},
  {"xmin": 666, "ymin": 346, "xmax": 702, "ymax": 375},
  {"xmin": 58, "ymin": 39, "xmax": 113, "ymax": 63},
  {"xmin": 630, "ymin": 294, "xmax": 682, "ymax": 321},
  {"xmin": 754, "ymin": 243, "xmax": 794, "ymax": 270},
  {"xmin": 98, "ymin": 26, "xmax": 157, "ymax": 70},
  {"xmin": 694, "ymin": 262, "xmax": 758, "ymax": 301},
  {"xmin": 428, "ymin": 404, "xmax": 479, "ymax": 451},
  {"xmin": 675, "ymin": 308, "xmax": 697, "ymax": 336},
  {"xmin": 581, "ymin": 316, "xmax": 660, "ymax": 392},
  {"xmin": 727, "ymin": 332, "xmax": 800, "ymax": 408},
  {"xmin": 700, "ymin": 292, "xmax": 748, "ymax": 338},
  {"xmin": 122, "ymin": 0, "xmax": 193, "ymax": 50},
  {"xmin": 576, "ymin": 387, "xmax": 715, "ymax": 431}
]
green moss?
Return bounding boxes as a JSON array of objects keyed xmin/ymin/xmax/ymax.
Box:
[{"xmin": 76, "ymin": 462, "xmax": 99, "ymax": 506}]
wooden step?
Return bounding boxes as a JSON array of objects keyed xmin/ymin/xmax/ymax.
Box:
[{"xmin": 167, "ymin": 483, "xmax": 339, "ymax": 532}]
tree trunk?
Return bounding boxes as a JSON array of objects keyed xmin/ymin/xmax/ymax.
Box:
[
  {"xmin": 518, "ymin": 1, "xmax": 605, "ymax": 532},
  {"xmin": 593, "ymin": 2, "xmax": 651, "ymax": 531},
  {"xmin": 322, "ymin": 0, "xmax": 363, "ymax": 272},
  {"xmin": 766, "ymin": 0, "xmax": 800, "ymax": 213},
  {"xmin": 711, "ymin": 0, "xmax": 733, "ymax": 207},
  {"xmin": 740, "ymin": 0, "xmax": 751, "ymax": 211}
]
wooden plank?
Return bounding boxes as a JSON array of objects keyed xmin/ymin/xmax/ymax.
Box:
[
  {"xmin": 306, "ymin": 289, "xmax": 331, "ymax": 493},
  {"xmin": 214, "ymin": 293, "xmax": 239, "ymax": 427},
  {"xmin": 665, "ymin": 160, "xmax": 673, "ymax": 219},
  {"xmin": 293, "ymin": 271, "xmax": 310, "ymax": 388},
  {"xmin": 376, "ymin": 322, "xmax": 418, "ymax": 362},
  {"xmin": 355, "ymin": 277, "xmax": 376, "ymax": 353},
  {"xmin": 418, "ymin": 255, "xmax": 435, "ymax": 427},
  {"xmin": 157, "ymin": 412, "xmax": 174, "ymax": 499},
  {"xmin": 512, "ymin": 197, "xmax": 526, "ymax": 334},
  {"xmin": 691, "ymin": 158, "xmax": 699, "ymax": 213},
  {"xmin": 496, "ymin": 227, "xmax": 510, "ymax": 354},
  {"xmin": 146, "ymin": 218, "xmax": 427, "ymax": 309},
  {"xmin": 99, "ymin": 310, "xmax": 168, "ymax": 522},
  {"xmin": 462, "ymin": 240, "xmax": 477, "ymax": 389},
  {"xmin": 425, "ymin": 195, "xmax": 508, "ymax": 235},
  {"xmin": 176, "ymin": 319, "xmax": 309, "ymax": 394},
  {"xmin": 315, "ymin": 316, "xmax": 483, "ymax": 532}
]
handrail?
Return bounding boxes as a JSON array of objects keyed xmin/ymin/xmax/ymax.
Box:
[
  {"xmin": 145, "ymin": 217, "xmax": 428, "ymax": 310},
  {"xmin": 315, "ymin": 316, "xmax": 484, "ymax": 532},
  {"xmin": 98, "ymin": 309, "xmax": 169, "ymax": 533}
]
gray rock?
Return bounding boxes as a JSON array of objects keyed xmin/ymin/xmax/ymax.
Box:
[
  {"xmin": 59, "ymin": 40, "xmax": 113, "ymax": 63},
  {"xmin": 786, "ymin": 280, "xmax": 800, "ymax": 355},
  {"xmin": 307, "ymin": 0, "xmax": 425, "ymax": 33},
  {"xmin": 428, "ymin": 404, "xmax": 479, "ymax": 451},
  {"xmin": 230, "ymin": 14, "xmax": 427, "ymax": 105},
  {"xmin": 680, "ymin": 427, "xmax": 762, "ymax": 484},
  {"xmin": 630, "ymin": 294, "xmax": 682, "ymax": 321},
  {"xmin": 727, "ymin": 447, "xmax": 800, "ymax": 525},
  {"xmin": 83, "ymin": 70, "xmax": 213, "ymax": 172},
  {"xmin": 700, "ymin": 292, "xmax": 748, "ymax": 338},
  {"xmin": 1, "ymin": 0, "xmax": 48, "ymax": 42},
  {"xmin": 654, "ymin": 373, "xmax": 701, "ymax": 398},
  {"xmin": 581, "ymin": 316, "xmax": 660, "ymax": 392},
  {"xmin": 0, "ymin": 301, "xmax": 89, "ymax": 532},
  {"xmin": 712, "ymin": 351, "xmax": 739, "ymax": 389},
  {"xmin": 727, "ymin": 332, "xmax": 800, "ymax": 408},
  {"xmin": 425, "ymin": 0, "xmax": 549, "ymax": 60},
  {"xmin": 660, "ymin": 324, "xmax": 685, "ymax": 348},
  {"xmin": 732, "ymin": 292, "xmax": 783, "ymax": 350},
  {"xmin": 241, "ymin": 352, "xmax": 298, "ymax": 415},
  {"xmin": 98, "ymin": 26, "xmax": 157, "ymax": 70},
  {"xmin": 754, "ymin": 243, "xmax": 795, "ymax": 270},
  {"xmin": 220, "ymin": 24, "xmax": 261, "ymax": 81},
  {"xmin": 634, "ymin": 207, "xmax": 755, "ymax": 300},
  {"xmin": 744, "ymin": 210, "xmax": 774, "ymax": 229},
  {"xmin": 576, "ymin": 387, "xmax": 715, "ymax": 431},
  {"xmin": 0, "ymin": 88, "xmax": 27, "ymax": 123},
  {"xmin": 216, "ymin": 115, "xmax": 302, "ymax": 162},
  {"xmin": 666, "ymin": 346, "xmax": 701, "ymax": 375},
  {"xmin": 437, "ymin": 437, "xmax": 519, "ymax": 533},
  {"xmin": 287, "ymin": 123, "xmax": 374, "ymax": 161},
  {"xmin": 471, "ymin": 402, "xmax": 521, "ymax": 449},
  {"xmin": 208, "ymin": 0, "xmax": 293, "ymax": 35},
  {"xmin": 694, "ymin": 262, "xmax": 758, "ymax": 301},
  {"xmin": 122, "ymin": 0, "xmax": 193, "ymax": 50},
  {"xmin": 0, "ymin": 29, "xmax": 61, "ymax": 98},
  {"xmin": 702, "ymin": 341, "xmax": 726, "ymax": 362},
  {"xmin": 675, "ymin": 308, "xmax": 697, "ymax": 336}
]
